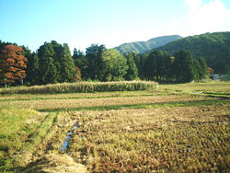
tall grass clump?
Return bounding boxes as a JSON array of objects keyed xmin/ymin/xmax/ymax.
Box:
[{"xmin": 0, "ymin": 81, "xmax": 158, "ymax": 94}]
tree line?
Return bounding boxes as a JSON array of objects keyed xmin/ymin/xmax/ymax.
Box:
[
  {"xmin": 0, "ymin": 39, "xmax": 208, "ymax": 87},
  {"xmin": 157, "ymin": 32, "xmax": 230, "ymax": 74}
]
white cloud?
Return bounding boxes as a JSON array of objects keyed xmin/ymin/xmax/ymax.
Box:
[
  {"xmin": 169, "ymin": 0, "xmax": 230, "ymax": 36},
  {"xmin": 185, "ymin": 0, "xmax": 202, "ymax": 10}
]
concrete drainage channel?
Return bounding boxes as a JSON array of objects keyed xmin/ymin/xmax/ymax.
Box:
[{"xmin": 60, "ymin": 121, "xmax": 80, "ymax": 154}]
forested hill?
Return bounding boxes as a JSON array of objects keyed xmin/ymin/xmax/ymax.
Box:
[
  {"xmin": 156, "ymin": 32, "xmax": 230, "ymax": 73},
  {"xmin": 114, "ymin": 35, "xmax": 182, "ymax": 54}
]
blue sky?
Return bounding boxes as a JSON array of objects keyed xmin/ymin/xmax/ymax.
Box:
[{"xmin": 0, "ymin": 0, "xmax": 230, "ymax": 52}]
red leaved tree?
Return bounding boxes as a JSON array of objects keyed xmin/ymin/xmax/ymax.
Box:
[{"xmin": 0, "ymin": 45, "xmax": 27, "ymax": 86}]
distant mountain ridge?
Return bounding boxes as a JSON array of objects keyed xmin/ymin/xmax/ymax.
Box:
[
  {"xmin": 114, "ymin": 35, "xmax": 182, "ymax": 54},
  {"xmin": 155, "ymin": 32, "xmax": 230, "ymax": 73}
]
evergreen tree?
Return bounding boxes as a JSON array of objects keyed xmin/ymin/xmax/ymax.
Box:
[
  {"xmin": 75, "ymin": 58, "xmax": 89, "ymax": 80},
  {"xmin": 73, "ymin": 48, "xmax": 88, "ymax": 80},
  {"xmin": 85, "ymin": 44, "xmax": 106, "ymax": 80},
  {"xmin": 138, "ymin": 49, "xmax": 208, "ymax": 83},
  {"xmin": 139, "ymin": 53, "xmax": 149, "ymax": 80},
  {"xmin": 165, "ymin": 56, "xmax": 173, "ymax": 81},
  {"xmin": 141, "ymin": 50, "xmax": 169, "ymax": 81},
  {"xmin": 73, "ymin": 48, "xmax": 85, "ymax": 60},
  {"xmin": 60, "ymin": 44, "xmax": 76, "ymax": 82},
  {"xmin": 38, "ymin": 42, "xmax": 56, "ymax": 84},
  {"xmin": 156, "ymin": 51, "xmax": 168, "ymax": 81},
  {"xmin": 197, "ymin": 57, "xmax": 208, "ymax": 79},
  {"xmin": 173, "ymin": 50, "xmax": 195, "ymax": 82},
  {"xmin": 25, "ymin": 53, "xmax": 40, "ymax": 85},
  {"xmin": 42, "ymin": 57, "xmax": 58, "ymax": 84},
  {"xmin": 144, "ymin": 51, "xmax": 158, "ymax": 80},
  {"xmin": 50, "ymin": 40, "xmax": 63, "ymax": 82},
  {"xmin": 192, "ymin": 59, "xmax": 201, "ymax": 81},
  {"xmin": 38, "ymin": 41, "xmax": 77, "ymax": 84},
  {"xmin": 124, "ymin": 53, "xmax": 138, "ymax": 80}
]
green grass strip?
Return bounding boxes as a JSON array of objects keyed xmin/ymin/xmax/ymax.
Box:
[{"xmin": 202, "ymin": 92, "xmax": 230, "ymax": 99}]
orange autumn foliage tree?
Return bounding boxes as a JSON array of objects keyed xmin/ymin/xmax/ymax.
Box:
[{"xmin": 0, "ymin": 45, "xmax": 27, "ymax": 85}]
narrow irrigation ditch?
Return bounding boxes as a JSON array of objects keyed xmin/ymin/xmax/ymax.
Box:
[{"xmin": 60, "ymin": 121, "xmax": 80, "ymax": 154}]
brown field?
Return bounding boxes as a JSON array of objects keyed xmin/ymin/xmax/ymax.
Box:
[
  {"xmin": 0, "ymin": 82, "xmax": 230, "ymax": 172},
  {"xmin": 69, "ymin": 105, "xmax": 230, "ymax": 172},
  {"xmin": 0, "ymin": 94, "xmax": 216, "ymax": 111}
]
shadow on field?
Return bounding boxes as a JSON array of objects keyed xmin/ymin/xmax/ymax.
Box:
[
  {"xmin": 38, "ymin": 98, "xmax": 230, "ymax": 112},
  {"xmin": 20, "ymin": 153, "xmax": 86, "ymax": 173}
]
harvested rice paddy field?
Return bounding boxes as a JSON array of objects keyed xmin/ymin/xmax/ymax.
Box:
[{"xmin": 0, "ymin": 81, "xmax": 230, "ymax": 172}]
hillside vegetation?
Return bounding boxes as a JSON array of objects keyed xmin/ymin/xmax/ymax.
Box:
[
  {"xmin": 1, "ymin": 32, "xmax": 229, "ymax": 88},
  {"xmin": 114, "ymin": 35, "xmax": 182, "ymax": 54},
  {"xmin": 156, "ymin": 32, "xmax": 230, "ymax": 73}
]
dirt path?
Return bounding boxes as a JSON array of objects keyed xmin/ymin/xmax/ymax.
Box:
[
  {"xmin": 22, "ymin": 153, "xmax": 87, "ymax": 173},
  {"xmin": 18, "ymin": 113, "xmax": 87, "ymax": 173}
]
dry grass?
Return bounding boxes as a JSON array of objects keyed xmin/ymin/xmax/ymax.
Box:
[
  {"xmin": 1, "ymin": 82, "xmax": 230, "ymax": 172},
  {"xmin": 23, "ymin": 153, "xmax": 86, "ymax": 173},
  {"xmin": 70, "ymin": 105, "xmax": 230, "ymax": 172},
  {"xmin": 0, "ymin": 81, "xmax": 158, "ymax": 94},
  {"xmin": 0, "ymin": 90, "xmax": 157, "ymax": 101},
  {"xmin": 0, "ymin": 95, "xmax": 215, "ymax": 111},
  {"xmin": 160, "ymin": 81, "xmax": 230, "ymax": 93}
]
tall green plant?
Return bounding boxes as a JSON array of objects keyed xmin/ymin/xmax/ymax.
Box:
[
  {"xmin": 173, "ymin": 50, "xmax": 195, "ymax": 82},
  {"xmin": 85, "ymin": 44, "xmax": 105, "ymax": 80},
  {"xmin": 60, "ymin": 44, "xmax": 76, "ymax": 82},
  {"xmin": 37, "ymin": 41, "xmax": 77, "ymax": 84},
  {"xmin": 124, "ymin": 53, "xmax": 138, "ymax": 80},
  {"xmin": 101, "ymin": 49, "xmax": 128, "ymax": 81},
  {"xmin": 38, "ymin": 42, "xmax": 56, "ymax": 84},
  {"xmin": 25, "ymin": 53, "xmax": 40, "ymax": 85}
]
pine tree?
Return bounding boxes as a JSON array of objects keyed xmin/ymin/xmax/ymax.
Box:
[
  {"xmin": 38, "ymin": 42, "xmax": 56, "ymax": 84},
  {"xmin": 156, "ymin": 51, "xmax": 168, "ymax": 81},
  {"xmin": 173, "ymin": 50, "xmax": 195, "ymax": 82},
  {"xmin": 73, "ymin": 48, "xmax": 88, "ymax": 80},
  {"xmin": 42, "ymin": 57, "xmax": 58, "ymax": 84},
  {"xmin": 197, "ymin": 57, "xmax": 208, "ymax": 79},
  {"xmin": 144, "ymin": 51, "xmax": 158, "ymax": 80},
  {"xmin": 192, "ymin": 59, "xmax": 201, "ymax": 81},
  {"xmin": 50, "ymin": 40, "xmax": 63, "ymax": 82},
  {"xmin": 60, "ymin": 43, "xmax": 76, "ymax": 82},
  {"xmin": 124, "ymin": 53, "xmax": 138, "ymax": 80},
  {"xmin": 85, "ymin": 44, "xmax": 106, "ymax": 80},
  {"xmin": 73, "ymin": 48, "xmax": 85, "ymax": 60},
  {"xmin": 38, "ymin": 41, "xmax": 77, "ymax": 84},
  {"xmin": 25, "ymin": 53, "xmax": 40, "ymax": 85}
]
